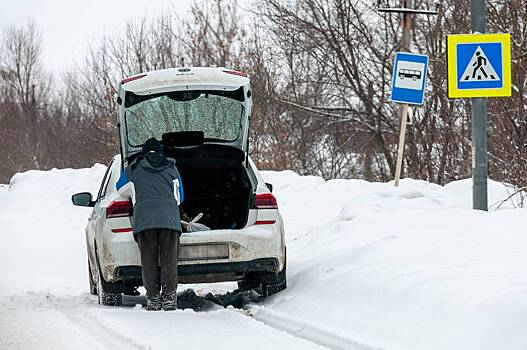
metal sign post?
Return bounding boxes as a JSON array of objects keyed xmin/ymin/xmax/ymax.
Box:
[
  {"xmin": 471, "ymin": 0, "xmax": 488, "ymax": 211},
  {"xmin": 447, "ymin": 32, "xmax": 511, "ymax": 211},
  {"xmin": 447, "ymin": 6, "xmax": 511, "ymax": 212}
]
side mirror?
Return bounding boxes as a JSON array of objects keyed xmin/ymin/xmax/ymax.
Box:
[
  {"xmin": 265, "ymin": 183, "xmax": 274, "ymax": 193},
  {"xmin": 72, "ymin": 192, "xmax": 95, "ymax": 207}
]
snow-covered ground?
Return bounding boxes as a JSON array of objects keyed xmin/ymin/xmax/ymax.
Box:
[{"xmin": 1, "ymin": 166, "xmax": 526, "ymax": 349}]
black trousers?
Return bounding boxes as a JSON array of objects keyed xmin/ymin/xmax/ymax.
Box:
[{"xmin": 136, "ymin": 228, "xmax": 180, "ymax": 297}]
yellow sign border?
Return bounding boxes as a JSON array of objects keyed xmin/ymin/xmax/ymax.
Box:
[{"xmin": 447, "ymin": 33, "xmax": 511, "ymax": 98}]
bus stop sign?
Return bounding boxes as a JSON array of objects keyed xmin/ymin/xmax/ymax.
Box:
[
  {"xmin": 391, "ymin": 52, "xmax": 429, "ymax": 105},
  {"xmin": 447, "ymin": 33, "xmax": 511, "ymax": 98}
]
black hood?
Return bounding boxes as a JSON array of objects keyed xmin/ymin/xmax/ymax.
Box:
[
  {"xmin": 141, "ymin": 137, "xmax": 168, "ymax": 169},
  {"xmin": 128, "ymin": 137, "xmax": 169, "ymax": 170},
  {"xmin": 141, "ymin": 137, "xmax": 164, "ymax": 156}
]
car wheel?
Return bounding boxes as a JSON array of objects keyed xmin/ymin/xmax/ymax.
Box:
[
  {"xmin": 237, "ymin": 273, "xmax": 260, "ymax": 291},
  {"xmin": 260, "ymin": 263, "xmax": 287, "ymax": 298},
  {"xmin": 239, "ymin": 251, "xmax": 287, "ymax": 297},
  {"xmin": 95, "ymin": 249, "xmax": 123, "ymax": 306},
  {"xmin": 88, "ymin": 260, "xmax": 97, "ymax": 295}
]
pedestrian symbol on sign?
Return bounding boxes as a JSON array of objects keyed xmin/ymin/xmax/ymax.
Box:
[{"xmin": 460, "ymin": 46, "xmax": 499, "ymax": 82}]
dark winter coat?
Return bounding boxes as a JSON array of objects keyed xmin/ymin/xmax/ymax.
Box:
[{"xmin": 116, "ymin": 155, "xmax": 184, "ymax": 235}]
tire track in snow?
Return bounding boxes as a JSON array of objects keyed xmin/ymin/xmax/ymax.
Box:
[
  {"xmin": 188, "ymin": 287, "xmax": 384, "ymax": 350},
  {"xmin": 62, "ymin": 309, "xmax": 149, "ymax": 350},
  {"xmin": 244, "ymin": 306, "xmax": 385, "ymax": 350},
  {"xmin": 11, "ymin": 292, "xmax": 148, "ymax": 350}
]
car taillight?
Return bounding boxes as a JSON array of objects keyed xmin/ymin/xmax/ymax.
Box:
[
  {"xmin": 253, "ymin": 193, "xmax": 278, "ymax": 209},
  {"xmin": 106, "ymin": 200, "xmax": 133, "ymax": 219},
  {"xmin": 121, "ymin": 73, "xmax": 147, "ymax": 84},
  {"xmin": 111, "ymin": 227, "xmax": 133, "ymax": 233},
  {"xmin": 255, "ymin": 220, "xmax": 275, "ymax": 225},
  {"xmin": 222, "ymin": 69, "xmax": 248, "ymax": 77}
]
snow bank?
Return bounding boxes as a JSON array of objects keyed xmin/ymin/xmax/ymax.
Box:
[
  {"xmin": 0, "ymin": 165, "xmax": 106, "ymax": 296},
  {"xmin": 1, "ymin": 166, "xmax": 526, "ymax": 350},
  {"xmin": 263, "ymin": 171, "xmax": 520, "ymax": 240},
  {"xmin": 261, "ymin": 171, "xmax": 527, "ymax": 350}
]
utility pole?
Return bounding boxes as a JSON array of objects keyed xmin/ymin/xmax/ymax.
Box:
[
  {"xmin": 471, "ymin": 0, "xmax": 488, "ymax": 211},
  {"xmin": 379, "ymin": 1, "xmax": 437, "ymax": 187},
  {"xmin": 393, "ymin": 0, "xmax": 412, "ymax": 187}
]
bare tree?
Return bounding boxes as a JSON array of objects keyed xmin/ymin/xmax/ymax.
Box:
[
  {"xmin": 186, "ymin": 0, "xmax": 246, "ymax": 68},
  {"xmin": 257, "ymin": 0, "xmax": 402, "ymax": 179},
  {"xmin": 2, "ymin": 0, "xmax": 526, "ymax": 188},
  {"xmin": 0, "ymin": 21, "xmax": 52, "ymax": 178},
  {"xmin": 486, "ymin": 0, "xmax": 527, "ymax": 186}
]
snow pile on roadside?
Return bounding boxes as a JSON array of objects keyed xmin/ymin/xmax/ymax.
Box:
[
  {"xmin": 1, "ymin": 166, "xmax": 526, "ymax": 350},
  {"xmin": 261, "ymin": 170, "xmax": 527, "ymax": 350},
  {"xmin": 0, "ymin": 165, "xmax": 106, "ymax": 296},
  {"xmin": 263, "ymin": 170, "xmax": 520, "ymax": 240}
]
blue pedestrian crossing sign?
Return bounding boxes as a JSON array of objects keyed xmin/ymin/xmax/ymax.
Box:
[
  {"xmin": 391, "ymin": 52, "xmax": 429, "ymax": 105},
  {"xmin": 448, "ymin": 33, "xmax": 511, "ymax": 98}
]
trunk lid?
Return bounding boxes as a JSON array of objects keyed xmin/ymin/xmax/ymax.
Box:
[{"xmin": 117, "ymin": 67, "xmax": 252, "ymax": 164}]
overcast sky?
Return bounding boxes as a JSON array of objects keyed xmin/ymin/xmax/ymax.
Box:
[{"xmin": 0, "ymin": 0, "xmax": 188, "ymax": 76}]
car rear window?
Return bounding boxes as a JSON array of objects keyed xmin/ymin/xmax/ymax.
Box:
[{"xmin": 125, "ymin": 91, "xmax": 244, "ymax": 147}]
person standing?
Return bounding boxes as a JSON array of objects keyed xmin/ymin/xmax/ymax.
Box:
[{"xmin": 116, "ymin": 138, "xmax": 184, "ymax": 311}]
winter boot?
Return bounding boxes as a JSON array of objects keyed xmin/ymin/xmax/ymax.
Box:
[
  {"xmin": 162, "ymin": 291, "xmax": 177, "ymax": 311},
  {"xmin": 146, "ymin": 294, "xmax": 162, "ymax": 311}
]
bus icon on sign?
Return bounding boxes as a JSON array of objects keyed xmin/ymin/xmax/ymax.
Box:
[
  {"xmin": 391, "ymin": 52, "xmax": 429, "ymax": 104},
  {"xmin": 399, "ymin": 69, "xmax": 422, "ymax": 81}
]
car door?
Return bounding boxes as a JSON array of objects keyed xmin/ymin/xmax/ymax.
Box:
[{"xmin": 86, "ymin": 159, "xmax": 115, "ymax": 265}]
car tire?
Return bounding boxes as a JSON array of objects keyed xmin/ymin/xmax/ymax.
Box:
[
  {"xmin": 95, "ymin": 247, "xmax": 123, "ymax": 306},
  {"xmin": 238, "ymin": 251, "xmax": 288, "ymax": 297},
  {"xmin": 237, "ymin": 273, "xmax": 260, "ymax": 291},
  {"xmin": 260, "ymin": 262, "xmax": 287, "ymax": 298},
  {"xmin": 88, "ymin": 259, "xmax": 97, "ymax": 295}
]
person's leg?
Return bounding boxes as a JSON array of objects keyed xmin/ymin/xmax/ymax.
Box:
[
  {"xmin": 136, "ymin": 229, "xmax": 162, "ymax": 310},
  {"xmin": 159, "ymin": 229, "xmax": 180, "ymax": 310}
]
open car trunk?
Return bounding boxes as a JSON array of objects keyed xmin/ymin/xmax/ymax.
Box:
[{"xmin": 165, "ymin": 144, "xmax": 253, "ymax": 230}]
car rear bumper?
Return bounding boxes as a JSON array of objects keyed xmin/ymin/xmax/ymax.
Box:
[
  {"xmin": 115, "ymin": 257, "xmax": 279, "ymax": 284},
  {"xmin": 98, "ymin": 218, "xmax": 286, "ymax": 283}
]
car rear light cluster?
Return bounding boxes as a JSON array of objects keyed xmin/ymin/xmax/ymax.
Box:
[
  {"xmin": 106, "ymin": 200, "xmax": 133, "ymax": 219},
  {"xmin": 253, "ymin": 193, "xmax": 277, "ymax": 225},
  {"xmin": 253, "ymin": 193, "xmax": 278, "ymax": 209}
]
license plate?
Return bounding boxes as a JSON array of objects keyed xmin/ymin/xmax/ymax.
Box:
[{"xmin": 179, "ymin": 244, "xmax": 229, "ymax": 261}]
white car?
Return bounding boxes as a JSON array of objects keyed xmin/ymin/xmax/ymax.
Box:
[{"xmin": 72, "ymin": 67, "xmax": 287, "ymax": 305}]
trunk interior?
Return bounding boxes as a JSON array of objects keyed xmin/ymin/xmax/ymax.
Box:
[{"xmin": 165, "ymin": 144, "xmax": 253, "ymax": 230}]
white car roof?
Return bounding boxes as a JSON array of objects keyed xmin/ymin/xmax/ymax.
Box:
[{"xmin": 121, "ymin": 67, "xmax": 250, "ymax": 95}]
